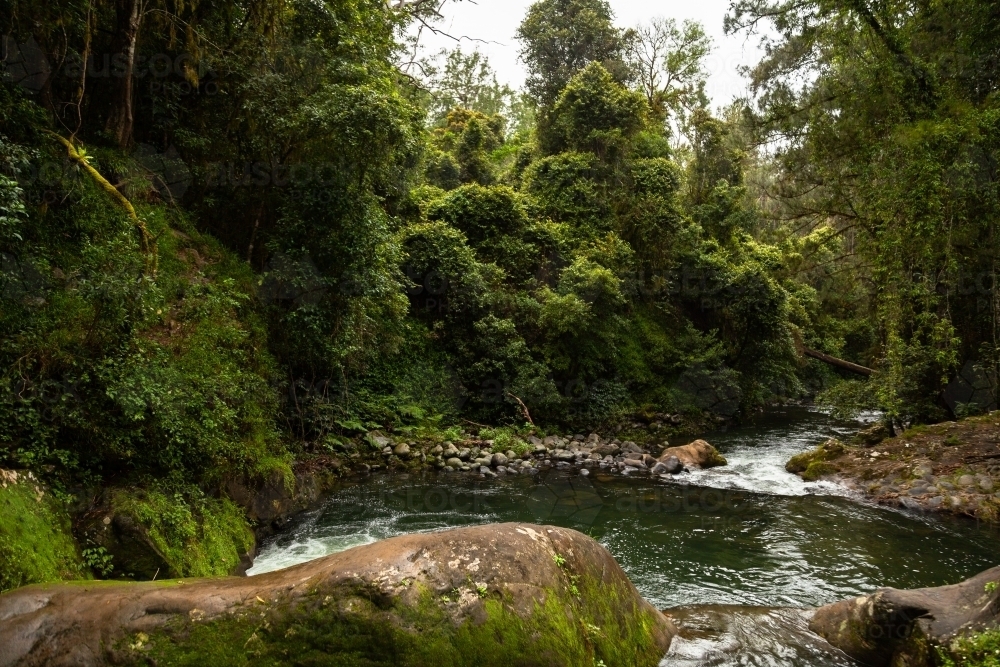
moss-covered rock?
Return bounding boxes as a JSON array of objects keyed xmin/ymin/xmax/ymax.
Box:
[
  {"xmin": 0, "ymin": 469, "xmax": 87, "ymax": 592},
  {"xmin": 785, "ymin": 438, "xmax": 846, "ymax": 479},
  {"xmin": 78, "ymin": 487, "xmax": 255, "ymax": 580},
  {"xmin": 0, "ymin": 523, "xmax": 675, "ymax": 666}
]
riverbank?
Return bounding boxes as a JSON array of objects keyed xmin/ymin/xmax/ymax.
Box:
[{"xmin": 786, "ymin": 412, "xmax": 1000, "ymax": 522}]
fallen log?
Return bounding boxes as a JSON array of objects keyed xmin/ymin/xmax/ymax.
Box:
[{"xmin": 803, "ymin": 346, "xmax": 874, "ymax": 377}]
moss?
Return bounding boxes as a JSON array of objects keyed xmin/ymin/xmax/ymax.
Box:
[
  {"xmin": 110, "ymin": 488, "xmax": 253, "ymax": 578},
  {"xmin": 138, "ymin": 574, "xmax": 666, "ymax": 666},
  {"xmin": 0, "ymin": 471, "xmax": 87, "ymax": 592},
  {"xmin": 786, "ymin": 439, "xmax": 845, "ymax": 476},
  {"xmin": 802, "ymin": 461, "xmax": 837, "ymax": 481},
  {"xmin": 936, "ymin": 627, "xmax": 1000, "ymax": 667}
]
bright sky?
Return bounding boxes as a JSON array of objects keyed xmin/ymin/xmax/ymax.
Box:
[{"xmin": 416, "ymin": 0, "xmax": 764, "ymax": 108}]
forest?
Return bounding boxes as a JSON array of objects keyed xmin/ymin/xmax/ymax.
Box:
[{"xmin": 1, "ymin": 0, "xmax": 998, "ymax": 601}]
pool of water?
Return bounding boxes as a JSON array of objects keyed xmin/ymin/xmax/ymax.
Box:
[{"xmin": 248, "ymin": 407, "xmax": 1000, "ymax": 665}]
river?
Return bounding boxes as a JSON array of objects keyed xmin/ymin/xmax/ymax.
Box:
[{"xmin": 247, "ymin": 407, "xmax": 1000, "ymax": 665}]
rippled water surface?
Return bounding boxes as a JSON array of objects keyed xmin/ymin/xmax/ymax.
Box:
[{"xmin": 249, "ymin": 407, "xmax": 1000, "ymax": 666}]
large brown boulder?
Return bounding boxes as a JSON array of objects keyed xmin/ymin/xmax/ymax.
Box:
[
  {"xmin": 810, "ymin": 565, "xmax": 1000, "ymax": 666},
  {"xmin": 0, "ymin": 523, "xmax": 674, "ymax": 667},
  {"xmin": 659, "ymin": 440, "xmax": 727, "ymax": 470}
]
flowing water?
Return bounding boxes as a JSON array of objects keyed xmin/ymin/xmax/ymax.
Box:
[{"xmin": 248, "ymin": 407, "xmax": 1000, "ymax": 666}]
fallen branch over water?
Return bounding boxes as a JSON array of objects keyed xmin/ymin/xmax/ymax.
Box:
[{"xmin": 803, "ymin": 346, "xmax": 874, "ymax": 376}]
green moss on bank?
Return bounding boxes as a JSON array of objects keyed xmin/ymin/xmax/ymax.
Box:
[
  {"xmin": 0, "ymin": 471, "xmax": 87, "ymax": 592},
  {"xmin": 139, "ymin": 575, "xmax": 665, "ymax": 666},
  {"xmin": 110, "ymin": 489, "xmax": 254, "ymax": 578}
]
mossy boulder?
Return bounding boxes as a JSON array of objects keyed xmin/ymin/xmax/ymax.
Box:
[
  {"xmin": 785, "ymin": 439, "xmax": 846, "ymax": 480},
  {"xmin": 0, "ymin": 469, "xmax": 87, "ymax": 593},
  {"xmin": 0, "ymin": 522, "xmax": 675, "ymax": 666},
  {"xmin": 809, "ymin": 565, "xmax": 1000, "ymax": 667}
]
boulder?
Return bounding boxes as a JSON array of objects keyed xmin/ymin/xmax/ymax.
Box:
[
  {"xmin": 851, "ymin": 422, "xmax": 889, "ymax": 447},
  {"xmin": 810, "ymin": 565, "xmax": 1000, "ymax": 667},
  {"xmin": 658, "ymin": 440, "xmax": 727, "ymax": 470},
  {"xmin": 392, "ymin": 443, "xmax": 411, "ymax": 458},
  {"xmin": 0, "ymin": 523, "xmax": 675, "ymax": 667},
  {"xmin": 491, "ymin": 452, "xmax": 508, "ymax": 467},
  {"xmin": 592, "ymin": 443, "xmax": 621, "ymax": 456},
  {"xmin": 652, "ymin": 456, "xmax": 683, "ymax": 475}
]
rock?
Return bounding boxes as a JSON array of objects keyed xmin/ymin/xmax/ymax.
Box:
[
  {"xmin": 369, "ymin": 432, "xmax": 392, "ymax": 448},
  {"xmin": 458, "ymin": 448, "xmax": 472, "ymax": 461},
  {"xmin": 957, "ymin": 475, "xmax": 976, "ymax": 487},
  {"xmin": 592, "ymin": 443, "xmax": 621, "ymax": 456},
  {"xmin": 899, "ymin": 497, "xmax": 923, "ymax": 511},
  {"xmin": 0, "ymin": 524, "xmax": 675, "ymax": 667},
  {"xmin": 443, "ymin": 444, "xmax": 459, "ymax": 458},
  {"xmin": 622, "ymin": 458, "xmax": 646, "ymax": 469},
  {"xmin": 542, "ymin": 436, "xmax": 559, "ymax": 448},
  {"xmin": 656, "ymin": 456, "xmax": 683, "ymax": 474},
  {"xmin": 393, "ymin": 443, "xmax": 411, "ymax": 457},
  {"xmin": 431, "ymin": 444, "xmax": 444, "ymax": 455},
  {"xmin": 480, "ymin": 467, "xmax": 496, "ymax": 479},
  {"xmin": 622, "ymin": 441, "xmax": 643, "ymax": 454},
  {"xmin": 586, "ymin": 433, "xmax": 600, "ymax": 443},
  {"xmin": 659, "ymin": 440, "xmax": 727, "ymax": 470},
  {"xmin": 554, "ymin": 450, "xmax": 575, "ymax": 462},
  {"xmin": 785, "ymin": 439, "xmax": 844, "ymax": 481},
  {"xmin": 579, "ymin": 469, "xmax": 590, "ymax": 476},
  {"xmin": 490, "ymin": 452, "xmax": 508, "ymax": 467},
  {"xmin": 810, "ymin": 565, "xmax": 1000, "ymax": 667},
  {"xmin": 528, "ymin": 436, "xmax": 542, "ymax": 446},
  {"xmin": 851, "ymin": 422, "xmax": 889, "ymax": 447},
  {"xmin": 533, "ymin": 444, "xmax": 547, "ymax": 455},
  {"xmin": 445, "ymin": 457, "xmax": 462, "ymax": 469},
  {"xmin": 926, "ymin": 496, "xmax": 944, "ymax": 509},
  {"xmin": 978, "ymin": 476, "xmax": 994, "ymax": 492}
]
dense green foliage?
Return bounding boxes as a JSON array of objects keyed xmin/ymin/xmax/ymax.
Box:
[
  {"xmin": 728, "ymin": 0, "xmax": 1000, "ymax": 425},
  {"xmin": 1, "ymin": 0, "xmax": 997, "ymax": 580}
]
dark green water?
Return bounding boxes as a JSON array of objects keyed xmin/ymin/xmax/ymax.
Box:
[{"xmin": 249, "ymin": 408, "xmax": 1000, "ymax": 665}]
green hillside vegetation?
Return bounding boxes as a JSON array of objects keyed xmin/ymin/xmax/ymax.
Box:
[{"xmin": 1, "ymin": 0, "xmax": 997, "ymax": 582}]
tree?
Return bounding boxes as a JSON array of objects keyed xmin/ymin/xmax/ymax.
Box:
[
  {"xmin": 628, "ymin": 17, "xmax": 712, "ymax": 132},
  {"xmin": 727, "ymin": 0, "xmax": 1000, "ymax": 423},
  {"xmin": 516, "ymin": 0, "xmax": 630, "ymax": 107},
  {"xmin": 422, "ymin": 48, "xmax": 515, "ymax": 124}
]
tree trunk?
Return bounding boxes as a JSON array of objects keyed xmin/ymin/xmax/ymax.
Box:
[
  {"xmin": 105, "ymin": 0, "xmax": 141, "ymax": 149},
  {"xmin": 803, "ymin": 346, "xmax": 874, "ymax": 377}
]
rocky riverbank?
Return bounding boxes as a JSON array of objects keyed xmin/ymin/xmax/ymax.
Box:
[
  {"xmin": 356, "ymin": 431, "xmax": 727, "ymax": 479},
  {"xmin": 786, "ymin": 412, "xmax": 1000, "ymax": 522}
]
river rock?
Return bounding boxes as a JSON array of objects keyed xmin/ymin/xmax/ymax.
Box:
[
  {"xmin": 0, "ymin": 523, "xmax": 675, "ymax": 667},
  {"xmin": 445, "ymin": 457, "xmax": 462, "ymax": 469},
  {"xmin": 653, "ymin": 456, "xmax": 683, "ymax": 475},
  {"xmin": 592, "ymin": 442, "xmax": 621, "ymax": 456},
  {"xmin": 491, "ymin": 452, "xmax": 508, "ymax": 467},
  {"xmin": 810, "ymin": 565, "xmax": 1000, "ymax": 667},
  {"xmin": 851, "ymin": 422, "xmax": 889, "ymax": 447},
  {"xmin": 393, "ymin": 443, "xmax": 411, "ymax": 457},
  {"xmin": 659, "ymin": 440, "xmax": 727, "ymax": 470},
  {"xmin": 957, "ymin": 474, "xmax": 976, "ymax": 487},
  {"xmin": 622, "ymin": 458, "xmax": 646, "ymax": 469},
  {"xmin": 443, "ymin": 443, "xmax": 459, "ymax": 458}
]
